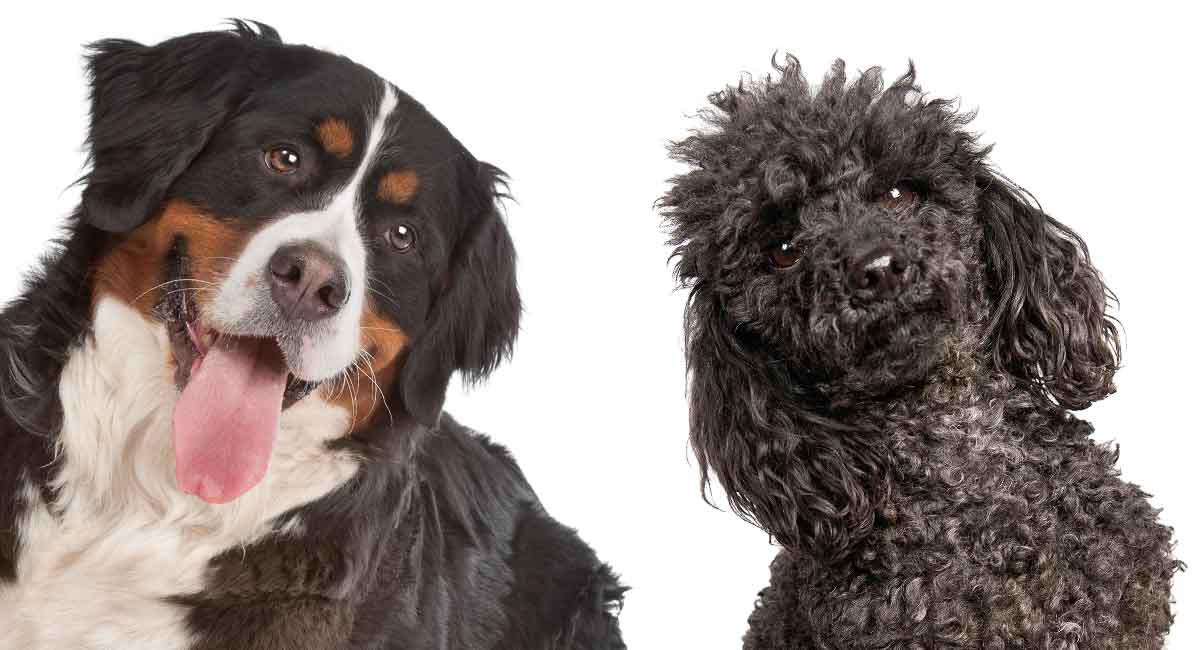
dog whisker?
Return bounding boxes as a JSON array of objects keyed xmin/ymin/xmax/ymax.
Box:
[
  {"xmin": 132, "ymin": 278, "xmax": 216, "ymax": 304},
  {"xmin": 355, "ymin": 348, "xmax": 394, "ymax": 427},
  {"xmin": 366, "ymin": 287, "xmax": 406, "ymax": 313}
]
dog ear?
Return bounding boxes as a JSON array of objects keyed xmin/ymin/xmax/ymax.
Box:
[
  {"xmin": 977, "ymin": 171, "xmax": 1121, "ymax": 410},
  {"xmin": 684, "ymin": 290, "xmax": 891, "ymax": 560},
  {"xmin": 81, "ymin": 30, "xmax": 256, "ymax": 233},
  {"xmin": 399, "ymin": 163, "xmax": 520, "ymax": 427}
]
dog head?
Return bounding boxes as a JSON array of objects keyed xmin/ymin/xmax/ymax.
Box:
[
  {"xmin": 78, "ymin": 22, "xmax": 518, "ymax": 503},
  {"xmin": 662, "ymin": 58, "xmax": 1118, "ymax": 556}
]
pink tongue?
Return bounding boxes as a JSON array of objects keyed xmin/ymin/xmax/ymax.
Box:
[{"xmin": 173, "ymin": 336, "xmax": 289, "ymax": 504}]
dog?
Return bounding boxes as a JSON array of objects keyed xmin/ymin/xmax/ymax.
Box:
[
  {"xmin": 661, "ymin": 58, "xmax": 1180, "ymax": 648},
  {"xmin": 0, "ymin": 22, "xmax": 625, "ymax": 649}
]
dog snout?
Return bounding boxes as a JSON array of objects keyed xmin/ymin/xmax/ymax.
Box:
[
  {"xmin": 267, "ymin": 243, "xmax": 350, "ymax": 322},
  {"xmin": 846, "ymin": 245, "xmax": 909, "ymax": 300}
]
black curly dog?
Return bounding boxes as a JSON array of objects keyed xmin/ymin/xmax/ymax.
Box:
[{"xmin": 661, "ymin": 58, "xmax": 1180, "ymax": 648}]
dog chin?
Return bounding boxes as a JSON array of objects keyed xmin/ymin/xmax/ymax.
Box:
[{"xmin": 810, "ymin": 311, "xmax": 959, "ymax": 395}]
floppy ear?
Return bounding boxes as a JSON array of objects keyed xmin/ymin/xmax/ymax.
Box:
[
  {"xmin": 977, "ymin": 171, "xmax": 1121, "ymax": 410},
  {"xmin": 399, "ymin": 163, "xmax": 520, "ymax": 426},
  {"xmin": 685, "ymin": 289, "xmax": 891, "ymax": 560},
  {"xmin": 81, "ymin": 30, "xmax": 255, "ymax": 232}
]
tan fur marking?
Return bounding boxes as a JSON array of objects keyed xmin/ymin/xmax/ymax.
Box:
[
  {"xmin": 377, "ymin": 170, "xmax": 420, "ymax": 205},
  {"xmin": 92, "ymin": 200, "xmax": 249, "ymax": 317},
  {"xmin": 322, "ymin": 301, "xmax": 409, "ymax": 430},
  {"xmin": 315, "ymin": 118, "xmax": 354, "ymax": 159}
]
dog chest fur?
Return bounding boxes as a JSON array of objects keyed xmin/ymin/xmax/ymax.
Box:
[{"xmin": 0, "ymin": 297, "xmax": 359, "ymax": 649}]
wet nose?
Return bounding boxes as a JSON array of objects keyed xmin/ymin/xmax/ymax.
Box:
[
  {"xmin": 847, "ymin": 246, "xmax": 909, "ymax": 300},
  {"xmin": 267, "ymin": 243, "xmax": 349, "ymax": 321}
]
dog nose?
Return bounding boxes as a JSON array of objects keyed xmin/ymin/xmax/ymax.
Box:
[
  {"xmin": 847, "ymin": 246, "xmax": 909, "ymax": 299},
  {"xmin": 267, "ymin": 243, "xmax": 349, "ymax": 321}
]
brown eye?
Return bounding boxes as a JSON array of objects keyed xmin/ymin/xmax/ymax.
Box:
[
  {"xmin": 880, "ymin": 184, "xmax": 919, "ymax": 210},
  {"xmin": 387, "ymin": 224, "xmax": 416, "ymax": 252},
  {"xmin": 264, "ymin": 146, "xmax": 301, "ymax": 174},
  {"xmin": 769, "ymin": 241, "xmax": 800, "ymax": 269}
]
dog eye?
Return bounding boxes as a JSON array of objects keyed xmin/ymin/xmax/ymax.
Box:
[
  {"xmin": 264, "ymin": 146, "xmax": 302, "ymax": 174},
  {"xmin": 880, "ymin": 184, "xmax": 920, "ymax": 210},
  {"xmin": 768, "ymin": 242, "xmax": 800, "ymax": 269},
  {"xmin": 387, "ymin": 224, "xmax": 416, "ymax": 252}
]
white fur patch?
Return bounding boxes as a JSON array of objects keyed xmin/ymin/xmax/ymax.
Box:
[
  {"xmin": 209, "ymin": 86, "xmax": 399, "ymax": 381},
  {"xmin": 0, "ymin": 297, "xmax": 360, "ymax": 649},
  {"xmin": 864, "ymin": 254, "xmax": 893, "ymax": 271}
]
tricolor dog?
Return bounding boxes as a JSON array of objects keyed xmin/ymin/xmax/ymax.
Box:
[{"xmin": 0, "ymin": 21, "xmax": 625, "ymax": 649}]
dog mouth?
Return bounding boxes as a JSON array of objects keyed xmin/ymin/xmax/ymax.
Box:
[
  {"xmin": 159, "ymin": 262, "xmax": 324, "ymax": 505},
  {"xmin": 797, "ymin": 280, "xmax": 964, "ymax": 394},
  {"xmin": 166, "ymin": 292, "xmax": 318, "ymax": 408}
]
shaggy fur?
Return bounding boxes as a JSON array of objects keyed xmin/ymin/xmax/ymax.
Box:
[{"xmin": 662, "ymin": 57, "xmax": 1180, "ymax": 648}]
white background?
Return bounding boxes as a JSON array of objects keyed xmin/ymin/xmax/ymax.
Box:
[{"xmin": 2, "ymin": 2, "xmax": 1196, "ymax": 647}]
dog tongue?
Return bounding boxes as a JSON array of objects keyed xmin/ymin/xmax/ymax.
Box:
[{"xmin": 173, "ymin": 336, "xmax": 288, "ymax": 504}]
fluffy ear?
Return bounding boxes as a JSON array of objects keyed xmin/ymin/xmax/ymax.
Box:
[
  {"xmin": 399, "ymin": 163, "xmax": 520, "ymax": 426},
  {"xmin": 977, "ymin": 171, "xmax": 1121, "ymax": 410},
  {"xmin": 81, "ymin": 28, "xmax": 261, "ymax": 232},
  {"xmin": 685, "ymin": 289, "xmax": 890, "ymax": 559}
]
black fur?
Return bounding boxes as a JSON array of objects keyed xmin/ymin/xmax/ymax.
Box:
[
  {"xmin": 81, "ymin": 22, "xmax": 279, "ymax": 233},
  {"xmin": 175, "ymin": 415, "xmax": 625, "ymax": 650},
  {"xmin": 662, "ymin": 57, "xmax": 1179, "ymax": 648},
  {"xmin": 0, "ymin": 22, "xmax": 624, "ymax": 649},
  {"xmin": 399, "ymin": 162, "xmax": 520, "ymax": 427}
]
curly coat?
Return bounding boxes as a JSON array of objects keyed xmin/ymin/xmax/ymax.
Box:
[{"xmin": 662, "ymin": 58, "xmax": 1180, "ymax": 648}]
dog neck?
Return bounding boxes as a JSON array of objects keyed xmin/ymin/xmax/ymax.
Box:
[
  {"xmin": 798, "ymin": 330, "xmax": 1007, "ymax": 427},
  {"xmin": 695, "ymin": 331, "xmax": 1042, "ymax": 559}
]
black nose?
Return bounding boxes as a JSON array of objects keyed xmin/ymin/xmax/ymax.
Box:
[
  {"xmin": 267, "ymin": 243, "xmax": 349, "ymax": 322},
  {"xmin": 847, "ymin": 246, "xmax": 909, "ymax": 299}
]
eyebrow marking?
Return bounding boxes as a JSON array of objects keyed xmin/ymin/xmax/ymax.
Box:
[
  {"xmin": 315, "ymin": 118, "xmax": 354, "ymax": 159},
  {"xmin": 377, "ymin": 169, "xmax": 420, "ymax": 204}
]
